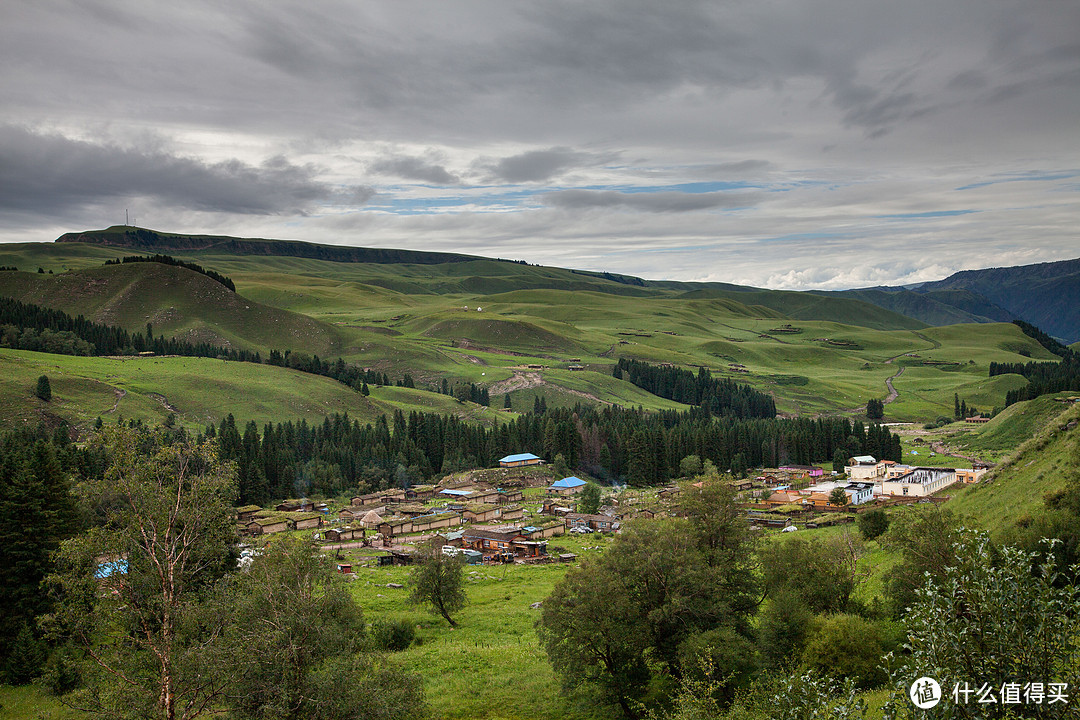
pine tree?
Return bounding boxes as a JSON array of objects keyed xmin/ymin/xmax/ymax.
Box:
[{"xmin": 35, "ymin": 374, "xmax": 51, "ymax": 401}]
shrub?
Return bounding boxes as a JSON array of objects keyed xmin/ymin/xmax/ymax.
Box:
[{"xmin": 369, "ymin": 618, "xmax": 417, "ymax": 652}]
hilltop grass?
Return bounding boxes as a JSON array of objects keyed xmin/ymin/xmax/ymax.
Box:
[
  {"xmin": 947, "ymin": 401, "xmax": 1080, "ymax": 534},
  {"xmin": 0, "ymin": 349, "xmax": 506, "ymax": 433},
  {"xmin": 0, "ymin": 241, "xmax": 1056, "ymax": 420}
]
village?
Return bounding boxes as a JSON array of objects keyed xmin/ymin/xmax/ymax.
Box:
[{"xmin": 232, "ymin": 450, "xmax": 990, "ymax": 573}]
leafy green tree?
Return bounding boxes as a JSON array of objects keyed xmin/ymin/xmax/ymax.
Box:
[
  {"xmin": 503, "ymin": 393, "xmax": 512, "ymax": 409},
  {"xmin": 217, "ymin": 538, "xmax": 423, "ymax": 720},
  {"xmin": 409, "ymin": 547, "xmax": 467, "ymax": 627},
  {"xmin": 828, "ymin": 487, "xmax": 850, "ymax": 507},
  {"xmin": 679, "ymin": 455, "xmax": 703, "ymax": 477},
  {"xmin": 880, "ymin": 532, "xmax": 1080, "ymax": 719},
  {"xmin": 857, "ymin": 508, "xmax": 889, "ymax": 541},
  {"xmin": 832, "ymin": 448, "xmax": 848, "ymax": 473},
  {"xmin": 880, "ymin": 505, "xmax": 960, "ymax": 618},
  {"xmin": 758, "ymin": 588, "xmax": 814, "ymax": 671},
  {"xmin": 35, "ymin": 374, "xmax": 51, "ymax": 401},
  {"xmin": 46, "ymin": 427, "xmax": 238, "ymax": 720},
  {"xmin": 760, "ymin": 534, "xmax": 862, "ymax": 615},
  {"xmin": 537, "ymin": 474, "xmax": 758, "ymax": 718},
  {"xmin": 579, "ymin": 482, "xmax": 602, "ymax": 514}
]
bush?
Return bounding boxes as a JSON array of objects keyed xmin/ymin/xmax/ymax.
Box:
[
  {"xmin": 800, "ymin": 614, "xmax": 887, "ymax": 688},
  {"xmin": 369, "ymin": 618, "xmax": 417, "ymax": 652},
  {"xmin": 857, "ymin": 509, "xmax": 889, "ymax": 540}
]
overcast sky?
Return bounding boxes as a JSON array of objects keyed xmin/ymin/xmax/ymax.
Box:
[{"xmin": 1, "ymin": 1, "xmax": 1078, "ymax": 288}]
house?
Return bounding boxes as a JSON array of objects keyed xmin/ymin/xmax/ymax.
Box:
[
  {"xmin": 351, "ymin": 489, "xmax": 407, "ymax": 507},
  {"xmin": 462, "ymin": 527, "xmax": 524, "ymax": 553},
  {"xmin": 276, "ymin": 499, "xmax": 315, "ymax": 513},
  {"xmin": 409, "ymin": 512, "xmax": 462, "ymax": 534},
  {"xmin": 955, "ymin": 468, "xmax": 988, "ymax": 484},
  {"xmin": 500, "ymin": 504, "xmax": 525, "ymax": 522},
  {"xmin": 765, "ymin": 490, "xmax": 805, "ymax": 507},
  {"xmin": 779, "ymin": 465, "xmax": 824, "ymax": 479},
  {"xmin": 359, "ymin": 510, "xmax": 384, "ymax": 527},
  {"xmin": 495, "ymin": 488, "xmax": 525, "ymax": 504},
  {"xmin": 881, "ymin": 467, "xmax": 957, "ymax": 497},
  {"xmin": 235, "ymin": 504, "xmax": 262, "ymax": 522},
  {"xmin": 565, "ymin": 513, "xmax": 618, "ymax": 533},
  {"xmin": 548, "ymin": 476, "xmax": 587, "ymax": 496},
  {"xmin": 246, "ymin": 517, "xmax": 289, "ymax": 535},
  {"xmin": 498, "ymin": 453, "xmax": 544, "ymax": 468},
  {"xmin": 463, "ymin": 503, "xmax": 502, "ymax": 523},
  {"xmin": 439, "ymin": 488, "xmax": 476, "ymax": 500},
  {"xmin": 727, "ymin": 478, "xmax": 754, "ymax": 491},
  {"xmin": 291, "ymin": 512, "xmax": 323, "ymax": 531},
  {"xmin": 406, "ymin": 485, "xmax": 437, "ymax": 501},
  {"xmin": 845, "ymin": 456, "xmax": 887, "ymax": 481},
  {"xmin": 324, "ymin": 527, "xmax": 364, "ymax": 542},
  {"xmin": 522, "ymin": 522, "xmax": 565, "ymax": 539},
  {"xmin": 965, "ymin": 416, "xmax": 990, "ymax": 424},
  {"xmin": 387, "ymin": 503, "xmax": 431, "ymax": 518},
  {"xmin": 844, "ymin": 481, "xmax": 875, "ymax": 505},
  {"xmin": 437, "ymin": 529, "xmax": 466, "ymax": 548},
  {"xmin": 377, "ymin": 516, "xmax": 414, "ymax": 537}
]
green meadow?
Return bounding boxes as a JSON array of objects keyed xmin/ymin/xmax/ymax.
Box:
[
  {"xmin": 0, "ymin": 349, "xmax": 508, "ymax": 433},
  {"xmin": 1, "ymin": 236, "xmax": 1058, "ymax": 425}
]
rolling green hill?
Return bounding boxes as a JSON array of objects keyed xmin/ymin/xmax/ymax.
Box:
[
  {"xmin": 947, "ymin": 398, "xmax": 1080, "ymax": 532},
  {"xmin": 0, "ymin": 228, "xmax": 1061, "ymax": 421},
  {"xmin": 0, "ymin": 348, "xmax": 508, "ymax": 433}
]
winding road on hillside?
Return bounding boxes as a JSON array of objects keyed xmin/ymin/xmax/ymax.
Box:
[{"xmin": 879, "ymin": 332, "xmax": 943, "ymax": 406}]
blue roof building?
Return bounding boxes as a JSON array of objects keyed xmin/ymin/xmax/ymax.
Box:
[
  {"xmin": 548, "ymin": 476, "xmax": 587, "ymax": 495},
  {"xmin": 498, "ymin": 452, "xmax": 543, "ymax": 467}
]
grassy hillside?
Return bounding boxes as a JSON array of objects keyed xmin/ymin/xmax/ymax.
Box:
[
  {"xmin": 947, "ymin": 400, "xmax": 1080, "ymax": 533},
  {"xmin": 0, "ymin": 349, "xmax": 507, "ymax": 433},
  {"xmin": 0, "ymin": 263, "xmax": 350, "ymax": 356},
  {"xmin": 0, "ymin": 235, "xmax": 1058, "ymax": 420}
]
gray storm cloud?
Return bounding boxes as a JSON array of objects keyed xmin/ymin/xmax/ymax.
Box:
[
  {"xmin": 0, "ymin": 126, "xmax": 373, "ymax": 217},
  {"xmin": 0, "ymin": 0, "xmax": 1077, "ymax": 286}
]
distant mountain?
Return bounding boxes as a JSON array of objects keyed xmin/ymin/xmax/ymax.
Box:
[
  {"xmin": 915, "ymin": 258, "xmax": 1080, "ymax": 343},
  {"xmin": 826, "ymin": 258, "xmax": 1080, "ymax": 343},
  {"xmin": 813, "ymin": 288, "xmax": 1013, "ymax": 327}
]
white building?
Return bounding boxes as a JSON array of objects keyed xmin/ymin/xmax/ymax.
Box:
[
  {"xmin": 881, "ymin": 467, "xmax": 957, "ymax": 497},
  {"xmin": 844, "ymin": 481, "xmax": 875, "ymax": 505},
  {"xmin": 846, "ymin": 456, "xmax": 887, "ymax": 482}
]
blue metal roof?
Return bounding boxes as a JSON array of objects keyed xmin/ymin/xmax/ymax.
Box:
[
  {"xmin": 440, "ymin": 488, "xmax": 474, "ymax": 497},
  {"xmin": 499, "ymin": 453, "xmax": 541, "ymax": 463},
  {"xmin": 94, "ymin": 560, "xmax": 128, "ymax": 579},
  {"xmin": 551, "ymin": 476, "xmax": 586, "ymax": 488}
]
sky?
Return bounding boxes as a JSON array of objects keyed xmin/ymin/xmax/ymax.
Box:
[{"xmin": 1, "ymin": 0, "xmax": 1078, "ymax": 289}]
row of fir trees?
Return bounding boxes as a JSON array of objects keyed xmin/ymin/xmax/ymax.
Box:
[{"xmin": 213, "ymin": 404, "xmax": 902, "ymax": 507}]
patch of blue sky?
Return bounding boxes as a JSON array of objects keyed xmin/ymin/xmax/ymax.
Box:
[
  {"xmin": 365, "ymin": 188, "xmax": 541, "ymax": 214},
  {"xmin": 880, "ymin": 210, "xmax": 978, "ymax": 220},
  {"xmin": 568, "ymin": 180, "xmax": 765, "ymax": 194},
  {"xmin": 955, "ymin": 171, "xmax": 1079, "ymax": 191}
]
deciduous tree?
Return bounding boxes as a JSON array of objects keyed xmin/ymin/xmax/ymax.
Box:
[
  {"xmin": 409, "ymin": 547, "xmax": 467, "ymax": 627},
  {"xmin": 46, "ymin": 427, "xmax": 237, "ymax": 720}
]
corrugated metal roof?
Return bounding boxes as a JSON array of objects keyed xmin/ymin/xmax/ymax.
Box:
[
  {"xmin": 499, "ymin": 453, "xmax": 541, "ymax": 463},
  {"xmin": 551, "ymin": 476, "xmax": 586, "ymax": 488}
]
